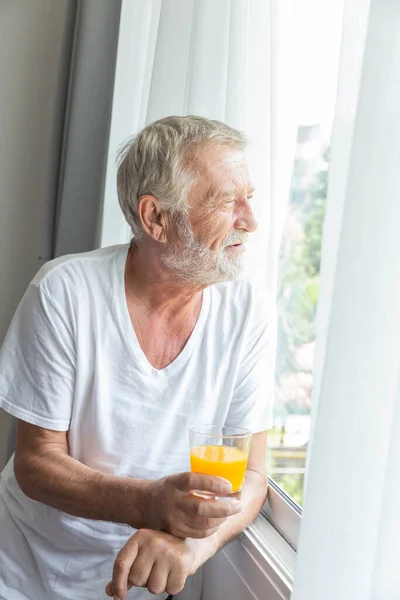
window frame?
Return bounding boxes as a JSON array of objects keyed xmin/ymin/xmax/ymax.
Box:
[{"xmin": 262, "ymin": 477, "xmax": 302, "ymax": 551}]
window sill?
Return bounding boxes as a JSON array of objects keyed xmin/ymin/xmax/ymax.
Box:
[
  {"xmin": 218, "ymin": 514, "xmax": 296, "ymax": 600},
  {"xmin": 201, "ymin": 481, "xmax": 300, "ymax": 600}
]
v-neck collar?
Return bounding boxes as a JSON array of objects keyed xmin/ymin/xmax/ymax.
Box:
[{"xmin": 113, "ymin": 244, "xmax": 210, "ymax": 377}]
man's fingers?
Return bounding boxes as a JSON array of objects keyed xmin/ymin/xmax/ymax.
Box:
[
  {"xmin": 187, "ymin": 495, "xmax": 242, "ymax": 518},
  {"xmin": 127, "ymin": 550, "xmax": 153, "ymax": 589},
  {"xmin": 104, "ymin": 581, "xmax": 113, "ymax": 597},
  {"xmin": 166, "ymin": 569, "xmax": 187, "ymax": 596},
  {"xmin": 146, "ymin": 561, "xmax": 169, "ymax": 596},
  {"xmin": 167, "ymin": 495, "xmax": 242, "ymax": 538},
  {"xmin": 179, "ymin": 472, "xmax": 233, "ymax": 495},
  {"xmin": 111, "ymin": 538, "xmax": 139, "ymax": 600},
  {"xmin": 105, "ymin": 580, "xmax": 133, "ymax": 597}
]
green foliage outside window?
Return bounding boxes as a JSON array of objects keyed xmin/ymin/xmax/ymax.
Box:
[
  {"xmin": 270, "ymin": 146, "xmax": 329, "ymax": 507},
  {"xmin": 276, "ymin": 148, "xmax": 329, "ymax": 408},
  {"xmin": 273, "ymin": 473, "xmax": 305, "ymax": 506}
]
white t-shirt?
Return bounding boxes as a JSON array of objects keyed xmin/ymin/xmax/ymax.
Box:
[{"xmin": 0, "ymin": 244, "xmax": 275, "ymax": 600}]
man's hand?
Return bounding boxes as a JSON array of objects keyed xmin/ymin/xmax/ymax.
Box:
[
  {"xmin": 145, "ymin": 472, "xmax": 242, "ymax": 539},
  {"xmin": 105, "ymin": 529, "xmax": 204, "ymax": 600}
]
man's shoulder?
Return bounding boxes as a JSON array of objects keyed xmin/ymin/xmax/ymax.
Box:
[{"xmin": 31, "ymin": 244, "xmax": 127, "ymax": 303}]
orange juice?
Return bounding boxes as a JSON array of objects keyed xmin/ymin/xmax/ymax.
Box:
[{"xmin": 190, "ymin": 445, "xmax": 248, "ymax": 492}]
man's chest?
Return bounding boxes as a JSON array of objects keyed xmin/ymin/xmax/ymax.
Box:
[
  {"xmin": 127, "ymin": 306, "xmax": 202, "ymax": 371},
  {"xmin": 133, "ymin": 330, "xmax": 193, "ymax": 370}
]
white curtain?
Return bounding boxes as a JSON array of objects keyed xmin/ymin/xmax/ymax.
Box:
[
  {"xmin": 99, "ymin": 0, "xmax": 297, "ymax": 294},
  {"xmin": 100, "ymin": 3, "xmax": 297, "ymax": 597},
  {"xmin": 292, "ymin": 0, "xmax": 400, "ymax": 598}
]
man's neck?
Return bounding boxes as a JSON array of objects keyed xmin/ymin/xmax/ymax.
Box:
[{"xmin": 124, "ymin": 240, "xmax": 204, "ymax": 318}]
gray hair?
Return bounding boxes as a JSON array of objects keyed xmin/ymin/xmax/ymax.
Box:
[{"xmin": 116, "ymin": 115, "xmax": 247, "ymax": 238}]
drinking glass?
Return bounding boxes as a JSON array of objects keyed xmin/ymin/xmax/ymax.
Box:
[{"xmin": 189, "ymin": 424, "xmax": 252, "ymax": 498}]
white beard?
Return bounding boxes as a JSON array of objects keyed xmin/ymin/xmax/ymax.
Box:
[{"xmin": 162, "ymin": 213, "xmax": 248, "ymax": 286}]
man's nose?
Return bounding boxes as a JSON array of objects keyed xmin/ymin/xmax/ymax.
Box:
[{"xmin": 235, "ymin": 200, "xmax": 258, "ymax": 233}]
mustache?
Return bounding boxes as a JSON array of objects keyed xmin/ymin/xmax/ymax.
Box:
[{"xmin": 222, "ymin": 231, "xmax": 249, "ymax": 247}]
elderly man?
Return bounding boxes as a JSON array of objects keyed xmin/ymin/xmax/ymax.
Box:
[{"xmin": 0, "ymin": 116, "xmax": 275, "ymax": 600}]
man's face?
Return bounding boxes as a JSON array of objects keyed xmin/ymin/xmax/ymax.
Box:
[{"xmin": 163, "ymin": 145, "xmax": 258, "ymax": 285}]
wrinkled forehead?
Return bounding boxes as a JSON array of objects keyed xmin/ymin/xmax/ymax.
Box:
[{"xmin": 194, "ymin": 146, "xmax": 252, "ymax": 194}]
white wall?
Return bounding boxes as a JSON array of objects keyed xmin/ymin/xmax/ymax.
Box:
[{"xmin": 0, "ymin": 0, "xmax": 76, "ymax": 467}]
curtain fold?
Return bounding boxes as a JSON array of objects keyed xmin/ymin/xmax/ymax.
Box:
[
  {"xmin": 99, "ymin": 0, "xmax": 297, "ymax": 295},
  {"xmin": 292, "ymin": 0, "xmax": 400, "ymax": 597},
  {"xmin": 99, "ymin": 0, "xmax": 163, "ymax": 247},
  {"xmin": 54, "ymin": 0, "xmax": 121, "ymax": 257}
]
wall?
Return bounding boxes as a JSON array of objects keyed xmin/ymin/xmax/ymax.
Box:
[{"xmin": 0, "ymin": 0, "xmax": 77, "ymax": 467}]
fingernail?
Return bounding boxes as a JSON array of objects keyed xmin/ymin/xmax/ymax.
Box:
[
  {"xmin": 230, "ymin": 499, "xmax": 242, "ymax": 507},
  {"xmin": 114, "ymin": 596, "xmax": 122, "ymax": 600},
  {"xmin": 220, "ymin": 479, "xmax": 233, "ymax": 491}
]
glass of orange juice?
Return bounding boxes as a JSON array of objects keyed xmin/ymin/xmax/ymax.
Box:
[{"xmin": 189, "ymin": 425, "xmax": 252, "ymax": 498}]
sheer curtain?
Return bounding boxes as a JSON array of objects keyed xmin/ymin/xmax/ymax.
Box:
[
  {"xmin": 99, "ymin": 0, "xmax": 297, "ymax": 293},
  {"xmin": 292, "ymin": 0, "xmax": 400, "ymax": 597},
  {"xmin": 98, "ymin": 3, "xmax": 296, "ymax": 597}
]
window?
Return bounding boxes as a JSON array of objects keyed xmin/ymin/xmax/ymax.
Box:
[
  {"xmin": 269, "ymin": 128, "xmax": 329, "ymax": 508},
  {"xmin": 266, "ymin": 0, "xmax": 344, "ymax": 515}
]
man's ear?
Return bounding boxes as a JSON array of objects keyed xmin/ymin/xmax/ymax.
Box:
[{"xmin": 137, "ymin": 195, "xmax": 169, "ymax": 242}]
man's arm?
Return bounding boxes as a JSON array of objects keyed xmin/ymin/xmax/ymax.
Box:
[
  {"xmin": 107, "ymin": 431, "xmax": 268, "ymax": 599},
  {"xmin": 13, "ymin": 420, "xmax": 242, "ymax": 537}
]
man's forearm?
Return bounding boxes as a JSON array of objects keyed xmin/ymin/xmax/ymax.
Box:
[
  {"xmin": 15, "ymin": 448, "xmax": 151, "ymax": 529},
  {"xmin": 190, "ymin": 469, "xmax": 268, "ymax": 564}
]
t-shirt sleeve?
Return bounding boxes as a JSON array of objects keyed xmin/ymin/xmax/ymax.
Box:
[
  {"xmin": 0, "ymin": 281, "xmax": 76, "ymax": 431},
  {"xmin": 226, "ymin": 289, "xmax": 277, "ymax": 434}
]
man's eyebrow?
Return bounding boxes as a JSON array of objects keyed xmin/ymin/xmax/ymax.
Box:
[
  {"xmin": 205, "ymin": 185, "xmax": 255, "ymax": 201},
  {"xmin": 203, "ymin": 185, "xmax": 229, "ymax": 201}
]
